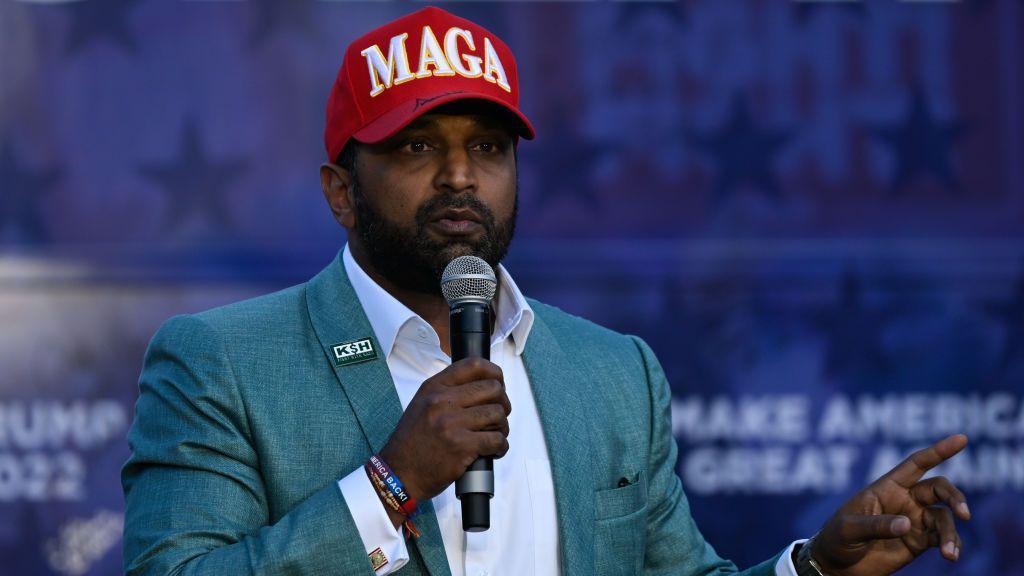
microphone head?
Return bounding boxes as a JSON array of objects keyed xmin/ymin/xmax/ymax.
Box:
[{"xmin": 441, "ymin": 256, "xmax": 497, "ymax": 305}]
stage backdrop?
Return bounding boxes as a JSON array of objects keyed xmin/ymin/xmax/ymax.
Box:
[{"xmin": 2, "ymin": 1, "xmax": 1022, "ymax": 574}]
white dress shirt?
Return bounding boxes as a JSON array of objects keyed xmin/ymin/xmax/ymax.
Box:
[
  {"xmin": 336, "ymin": 244, "xmax": 803, "ymax": 576},
  {"xmin": 337, "ymin": 245, "xmax": 559, "ymax": 576}
]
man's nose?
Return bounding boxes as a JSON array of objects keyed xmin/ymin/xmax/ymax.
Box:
[{"xmin": 434, "ymin": 147, "xmax": 477, "ymax": 193}]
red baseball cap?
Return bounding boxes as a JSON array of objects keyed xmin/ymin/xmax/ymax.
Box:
[{"xmin": 324, "ymin": 7, "xmax": 535, "ymax": 162}]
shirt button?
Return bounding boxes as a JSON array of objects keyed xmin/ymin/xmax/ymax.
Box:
[
  {"xmin": 417, "ymin": 327, "xmax": 429, "ymax": 340},
  {"xmin": 478, "ymin": 571, "xmax": 488, "ymax": 576}
]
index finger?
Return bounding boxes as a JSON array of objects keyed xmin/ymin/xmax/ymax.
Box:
[
  {"xmin": 438, "ymin": 357, "xmax": 504, "ymax": 386},
  {"xmin": 883, "ymin": 434, "xmax": 968, "ymax": 488}
]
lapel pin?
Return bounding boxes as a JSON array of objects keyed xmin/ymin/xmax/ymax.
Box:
[{"xmin": 331, "ymin": 337, "xmax": 378, "ymax": 367}]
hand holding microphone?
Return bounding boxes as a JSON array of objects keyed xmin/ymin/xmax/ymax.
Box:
[
  {"xmin": 377, "ymin": 358, "xmax": 510, "ymax": 504},
  {"xmin": 441, "ymin": 256, "xmax": 500, "ymax": 532},
  {"xmin": 377, "ymin": 256, "xmax": 506, "ymax": 532}
]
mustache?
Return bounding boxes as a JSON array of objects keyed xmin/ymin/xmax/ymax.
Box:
[{"xmin": 415, "ymin": 195, "xmax": 497, "ymax": 231}]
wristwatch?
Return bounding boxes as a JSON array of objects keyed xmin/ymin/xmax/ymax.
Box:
[{"xmin": 795, "ymin": 538, "xmax": 829, "ymax": 576}]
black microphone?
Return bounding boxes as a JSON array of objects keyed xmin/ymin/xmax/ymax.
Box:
[{"xmin": 441, "ymin": 255, "xmax": 497, "ymax": 533}]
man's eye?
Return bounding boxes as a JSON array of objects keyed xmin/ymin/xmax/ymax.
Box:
[
  {"xmin": 474, "ymin": 142, "xmax": 499, "ymax": 153},
  {"xmin": 405, "ymin": 140, "xmax": 432, "ymax": 153}
]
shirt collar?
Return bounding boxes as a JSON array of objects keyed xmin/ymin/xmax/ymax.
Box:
[{"xmin": 342, "ymin": 244, "xmax": 534, "ymax": 358}]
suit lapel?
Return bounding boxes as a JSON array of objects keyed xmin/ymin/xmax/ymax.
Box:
[
  {"xmin": 305, "ymin": 253, "xmax": 452, "ymax": 576},
  {"xmin": 521, "ymin": 311, "xmax": 595, "ymax": 576}
]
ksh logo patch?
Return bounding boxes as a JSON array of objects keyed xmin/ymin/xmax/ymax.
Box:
[{"xmin": 331, "ymin": 338, "xmax": 378, "ymax": 366}]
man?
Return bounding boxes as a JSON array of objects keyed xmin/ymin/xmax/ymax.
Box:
[{"xmin": 122, "ymin": 7, "xmax": 971, "ymax": 576}]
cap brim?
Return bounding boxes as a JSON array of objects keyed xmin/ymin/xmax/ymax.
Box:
[{"xmin": 352, "ymin": 90, "xmax": 535, "ymax": 145}]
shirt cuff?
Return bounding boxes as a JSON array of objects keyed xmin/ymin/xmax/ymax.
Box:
[
  {"xmin": 338, "ymin": 466, "xmax": 410, "ymax": 575},
  {"xmin": 775, "ymin": 539, "xmax": 809, "ymax": 576}
]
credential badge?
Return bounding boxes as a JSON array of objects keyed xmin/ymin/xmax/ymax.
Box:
[{"xmin": 331, "ymin": 337, "xmax": 378, "ymax": 367}]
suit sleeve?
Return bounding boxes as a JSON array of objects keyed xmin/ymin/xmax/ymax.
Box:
[
  {"xmin": 629, "ymin": 336, "xmax": 786, "ymax": 576},
  {"xmin": 121, "ymin": 314, "xmax": 377, "ymax": 575}
]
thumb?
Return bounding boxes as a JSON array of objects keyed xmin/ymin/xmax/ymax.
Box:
[{"xmin": 838, "ymin": 514, "xmax": 911, "ymax": 543}]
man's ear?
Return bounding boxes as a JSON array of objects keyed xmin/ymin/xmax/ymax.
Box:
[{"xmin": 320, "ymin": 162, "xmax": 356, "ymax": 229}]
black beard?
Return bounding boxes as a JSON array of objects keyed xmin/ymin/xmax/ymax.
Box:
[{"xmin": 350, "ymin": 179, "xmax": 517, "ymax": 296}]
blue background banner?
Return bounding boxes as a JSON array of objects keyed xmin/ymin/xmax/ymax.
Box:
[{"xmin": 1, "ymin": 0, "xmax": 1022, "ymax": 574}]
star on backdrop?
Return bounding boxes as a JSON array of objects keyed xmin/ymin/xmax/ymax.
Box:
[
  {"xmin": 873, "ymin": 87, "xmax": 965, "ymax": 194},
  {"xmin": 645, "ymin": 279, "xmax": 736, "ymax": 392},
  {"xmin": 688, "ymin": 95, "xmax": 792, "ymax": 206},
  {"xmin": 0, "ymin": 140, "xmax": 62, "ymax": 245},
  {"xmin": 738, "ymin": 290, "xmax": 800, "ymax": 367},
  {"xmin": 247, "ymin": 0, "xmax": 320, "ymax": 49},
  {"xmin": 811, "ymin": 271, "xmax": 894, "ymax": 381},
  {"xmin": 62, "ymin": 0, "xmax": 141, "ymax": 56},
  {"xmin": 138, "ymin": 119, "xmax": 246, "ymax": 235},
  {"xmin": 983, "ymin": 271, "xmax": 1024, "ymax": 375}
]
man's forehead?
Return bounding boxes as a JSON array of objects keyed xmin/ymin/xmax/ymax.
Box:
[{"xmin": 404, "ymin": 112, "xmax": 513, "ymax": 133}]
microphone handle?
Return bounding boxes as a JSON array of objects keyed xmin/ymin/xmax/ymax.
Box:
[{"xmin": 451, "ymin": 301, "xmax": 493, "ymax": 532}]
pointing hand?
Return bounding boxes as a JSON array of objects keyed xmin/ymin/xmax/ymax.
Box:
[{"xmin": 804, "ymin": 434, "xmax": 970, "ymax": 576}]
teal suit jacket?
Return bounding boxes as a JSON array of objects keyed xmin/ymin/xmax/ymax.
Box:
[{"xmin": 122, "ymin": 252, "xmax": 785, "ymax": 575}]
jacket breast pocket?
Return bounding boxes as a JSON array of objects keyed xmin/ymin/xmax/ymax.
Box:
[
  {"xmin": 594, "ymin": 469, "xmax": 647, "ymax": 520},
  {"xmin": 594, "ymin": 470, "xmax": 647, "ymax": 575}
]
